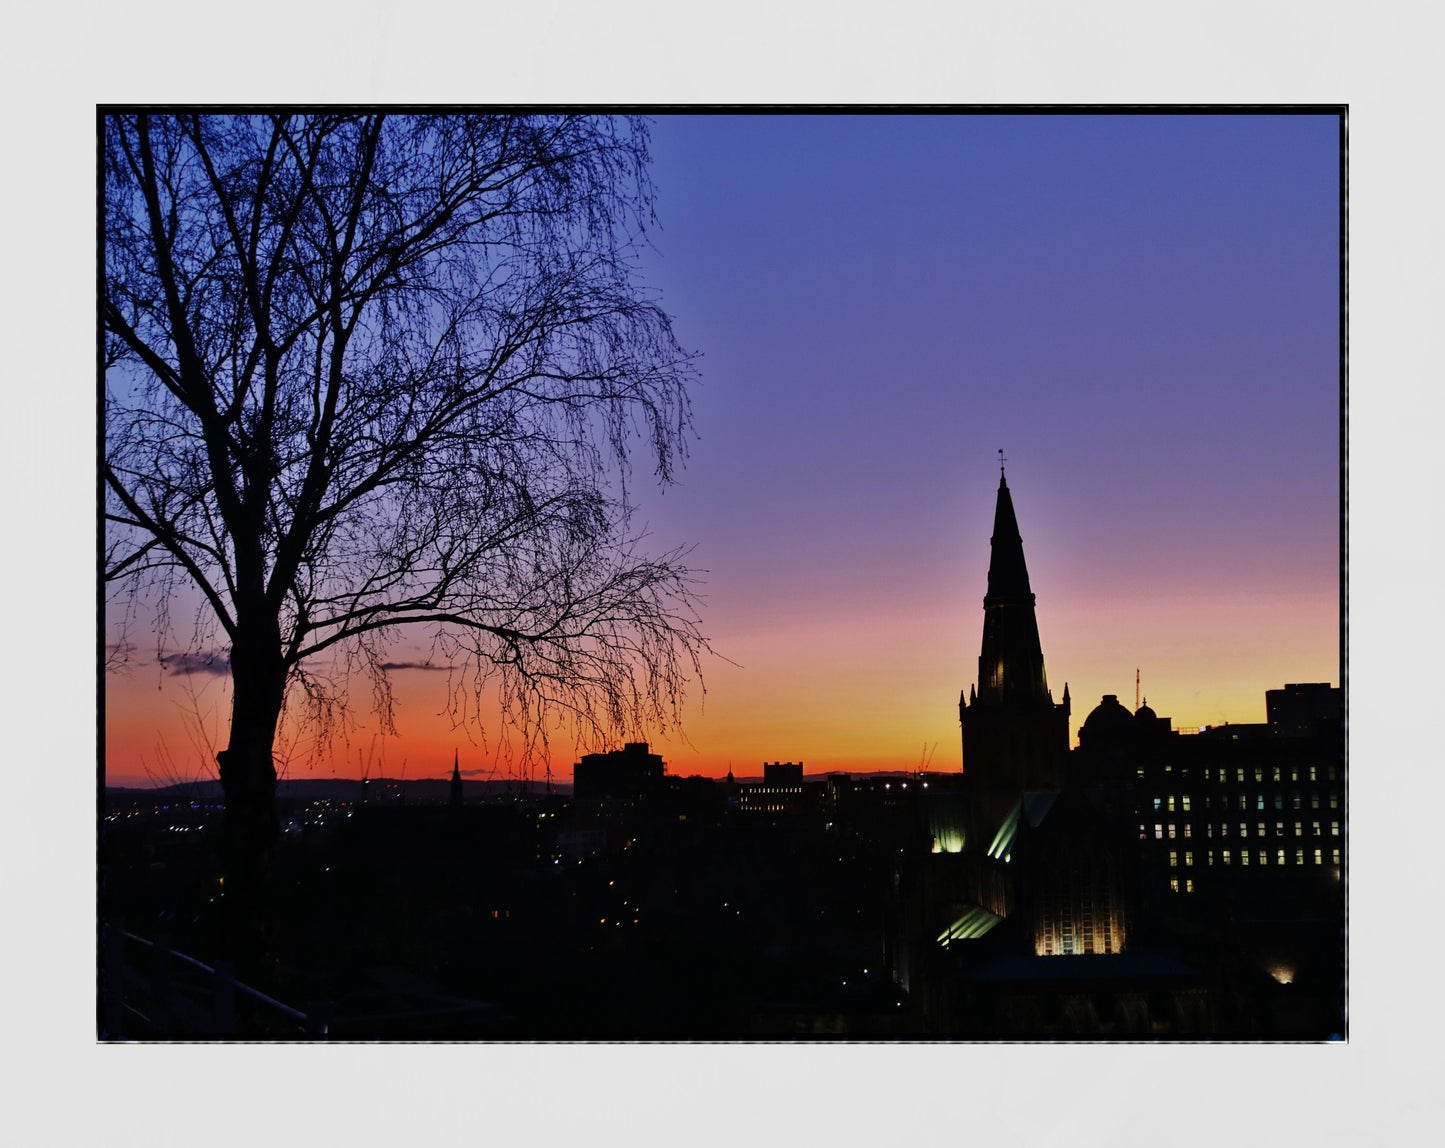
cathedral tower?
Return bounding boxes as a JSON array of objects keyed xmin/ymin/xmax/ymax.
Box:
[{"xmin": 959, "ymin": 471, "xmax": 1071, "ymax": 846}]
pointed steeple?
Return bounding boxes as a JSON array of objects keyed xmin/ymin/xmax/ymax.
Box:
[
  {"xmin": 985, "ymin": 473, "xmax": 1035, "ymax": 607},
  {"xmin": 449, "ymin": 750, "xmax": 463, "ymax": 807},
  {"xmin": 976, "ymin": 472, "xmax": 1049, "ymax": 707}
]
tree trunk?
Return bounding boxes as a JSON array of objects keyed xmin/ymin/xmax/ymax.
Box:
[{"xmin": 217, "ymin": 621, "xmax": 287, "ymax": 982}]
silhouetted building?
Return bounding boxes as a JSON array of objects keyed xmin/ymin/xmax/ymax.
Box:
[
  {"xmin": 449, "ymin": 751, "xmax": 463, "ymax": 808},
  {"xmin": 1266, "ymin": 683, "xmax": 1342, "ymax": 739},
  {"xmin": 573, "ymin": 742, "xmax": 664, "ymax": 801}
]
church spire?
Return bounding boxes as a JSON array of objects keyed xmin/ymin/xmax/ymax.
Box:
[
  {"xmin": 976, "ymin": 471, "xmax": 1049, "ymax": 706},
  {"xmin": 449, "ymin": 750, "xmax": 463, "ymax": 808}
]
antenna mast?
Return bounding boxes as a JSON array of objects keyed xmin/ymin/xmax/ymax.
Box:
[{"xmin": 1136, "ymin": 668, "xmax": 1140, "ymax": 711}]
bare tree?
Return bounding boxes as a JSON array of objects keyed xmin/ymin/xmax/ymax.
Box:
[{"xmin": 103, "ymin": 113, "xmax": 705, "ymax": 951}]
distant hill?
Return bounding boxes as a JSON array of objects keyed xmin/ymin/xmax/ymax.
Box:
[{"xmin": 105, "ymin": 777, "xmax": 572, "ymax": 800}]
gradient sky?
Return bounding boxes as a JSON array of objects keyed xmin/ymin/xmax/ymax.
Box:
[{"xmin": 104, "ymin": 112, "xmax": 1341, "ymax": 787}]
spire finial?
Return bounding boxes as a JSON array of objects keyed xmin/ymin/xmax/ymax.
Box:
[{"xmin": 998, "ymin": 448, "xmax": 1007, "ymax": 474}]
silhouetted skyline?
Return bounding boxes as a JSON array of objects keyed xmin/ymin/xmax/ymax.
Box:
[{"xmin": 105, "ymin": 113, "xmax": 1340, "ymax": 786}]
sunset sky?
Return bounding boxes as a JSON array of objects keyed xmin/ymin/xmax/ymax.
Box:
[{"xmin": 103, "ymin": 112, "xmax": 1342, "ymax": 788}]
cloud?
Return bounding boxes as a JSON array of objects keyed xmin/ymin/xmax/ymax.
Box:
[
  {"xmin": 161, "ymin": 650, "xmax": 230, "ymax": 676},
  {"xmin": 459, "ymin": 768, "xmax": 491, "ymax": 777},
  {"xmin": 379, "ymin": 661, "xmax": 450, "ymax": 672}
]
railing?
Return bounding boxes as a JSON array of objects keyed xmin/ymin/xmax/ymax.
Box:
[{"xmin": 101, "ymin": 922, "xmax": 330, "ymax": 1038}]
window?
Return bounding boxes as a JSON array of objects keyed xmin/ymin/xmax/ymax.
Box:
[
  {"xmin": 1331, "ymin": 821, "xmax": 1340, "ymax": 837},
  {"xmin": 1183, "ymin": 824, "xmax": 1193, "ymax": 838},
  {"xmin": 1291, "ymin": 766, "xmax": 1299, "ymax": 782},
  {"xmin": 1207, "ymin": 850, "xmax": 1214, "ymax": 865},
  {"xmin": 1328, "ymin": 767, "xmax": 1337, "ymax": 781},
  {"xmin": 1295, "ymin": 849, "xmax": 1305, "ymax": 865},
  {"xmin": 1256, "ymin": 795, "xmax": 1265, "ymax": 810},
  {"xmin": 1169, "ymin": 851, "xmax": 1178, "ymax": 868},
  {"xmin": 1332, "ymin": 849, "xmax": 1341, "ymax": 865},
  {"xmin": 1274, "ymin": 794, "xmax": 1284, "ymax": 810},
  {"xmin": 1329, "ymin": 794, "xmax": 1339, "ymax": 809},
  {"xmin": 1152, "ymin": 797, "xmax": 1162, "ymax": 811},
  {"xmin": 1182, "ymin": 795, "xmax": 1192, "ymax": 812},
  {"xmin": 1254, "ymin": 767, "xmax": 1263, "ymax": 782},
  {"xmin": 1238, "ymin": 795, "xmax": 1248, "ymax": 810},
  {"xmin": 1292, "ymin": 793, "xmax": 1302, "ymax": 810},
  {"xmin": 1294, "ymin": 821, "xmax": 1303, "ymax": 837},
  {"xmin": 1168, "ymin": 823, "xmax": 1177, "ymax": 838},
  {"xmin": 1257, "ymin": 822, "xmax": 1266, "ymax": 838},
  {"xmin": 1275, "ymin": 821, "xmax": 1285, "ymax": 837},
  {"xmin": 1154, "ymin": 824, "xmax": 1163, "ymax": 839},
  {"xmin": 1309, "ymin": 766, "xmax": 1318, "ymax": 781},
  {"xmin": 1184, "ymin": 851, "xmax": 1194, "ymax": 867},
  {"xmin": 1236, "ymin": 767, "xmax": 1245, "ymax": 782},
  {"xmin": 1277, "ymin": 849, "xmax": 1286, "ymax": 865},
  {"xmin": 1186, "ymin": 879, "xmax": 1195, "ymax": 893},
  {"xmin": 1222, "ymin": 850, "xmax": 1232, "ymax": 865},
  {"xmin": 1241, "ymin": 851, "xmax": 1249, "ymax": 866},
  {"xmin": 1170, "ymin": 878, "xmax": 1180, "ymax": 893},
  {"xmin": 1167, "ymin": 796, "xmax": 1176, "ymax": 812},
  {"xmin": 1239, "ymin": 822, "xmax": 1248, "ymax": 837},
  {"xmin": 1314, "ymin": 848, "xmax": 1323, "ymax": 865},
  {"xmin": 1259, "ymin": 850, "xmax": 1268, "ymax": 866},
  {"xmin": 1272, "ymin": 765, "xmax": 1282, "ymax": 782},
  {"xmin": 1311, "ymin": 794, "xmax": 1320, "ymax": 809},
  {"xmin": 1312, "ymin": 821, "xmax": 1322, "ymax": 836}
]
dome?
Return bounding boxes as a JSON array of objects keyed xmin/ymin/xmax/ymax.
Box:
[
  {"xmin": 1135, "ymin": 703, "xmax": 1157, "ymax": 722},
  {"xmin": 1082, "ymin": 694, "xmax": 1134, "ymax": 734}
]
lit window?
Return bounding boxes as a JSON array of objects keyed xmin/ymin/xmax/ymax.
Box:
[
  {"xmin": 1207, "ymin": 850, "xmax": 1214, "ymax": 865},
  {"xmin": 1241, "ymin": 851, "xmax": 1250, "ymax": 866},
  {"xmin": 1309, "ymin": 766, "xmax": 1318, "ymax": 781},
  {"xmin": 1154, "ymin": 824, "xmax": 1163, "ymax": 839},
  {"xmin": 1184, "ymin": 851, "xmax": 1194, "ymax": 867},
  {"xmin": 1329, "ymin": 795, "xmax": 1339, "ymax": 809},
  {"xmin": 1272, "ymin": 766, "xmax": 1281, "ymax": 782},
  {"xmin": 1256, "ymin": 795, "xmax": 1265, "ymax": 810},
  {"xmin": 1314, "ymin": 848, "xmax": 1323, "ymax": 865},
  {"xmin": 1222, "ymin": 850, "xmax": 1232, "ymax": 865},
  {"xmin": 1170, "ymin": 878, "xmax": 1180, "ymax": 893},
  {"xmin": 1183, "ymin": 824, "xmax": 1192, "ymax": 838},
  {"xmin": 1311, "ymin": 794, "xmax": 1320, "ymax": 809},
  {"xmin": 1236, "ymin": 768, "xmax": 1244, "ymax": 782},
  {"xmin": 1185, "ymin": 879, "xmax": 1195, "ymax": 893},
  {"xmin": 1294, "ymin": 821, "xmax": 1303, "ymax": 837},
  {"xmin": 1169, "ymin": 851, "xmax": 1178, "ymax": 868},
  {"xmin": 1239, "ymin": 822, "xmax": 1248, "ymax": 837},
  {"xmin": 1254, "ymin": 767, "xmax": 1263, "ymax": 783},
  {"xmin": 1167, "ymin": 796, "xmax": 1176, "ymax": 812},
  {"xmin": 1259, "ymin": 850, "xmax": 1268, "ymax": 866},
  {"xmin": 1332, "ymin": 849, "xmax": 1341, "ymax": 865},
  {"xmin": 1257, "ymin": 822, "xmax": 1266, "ymax": 837},
  {"xmin": 1168, "ymin": 824, "xmax": 1177, "ymax": 839},
  {"xmin": 1295, "ymin": 849, "xmax": 1304, "ymax": 865},
  {"xmin": 1182, "ymin": 795, "xmax": 1191, "ymax": 812},
  {"xmin": 1277, "ymin": 849, "xmax": 1286, "ymax": 865},
  {"xmin": 1291, "ymin": 767, "xmax": 1299, "ymax": 782},
  {"xmin": 1152, "ymin": 797, "xmax": 1162, "ymax": 811},
  {"xmin": 1238, "ymin": 795, "xmax": 1248, "ymax": 810},
  {"xmin": 1275, "ymin": 821, "xmax": 1285, "ymax": 837},
  {"xmin": 1331, "ymin": 821, "xmax": 1340, "ymax": 837},
  {"xmin": 1313, "ymin": 820, "xmax": 1322, "ymax": 836}
]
